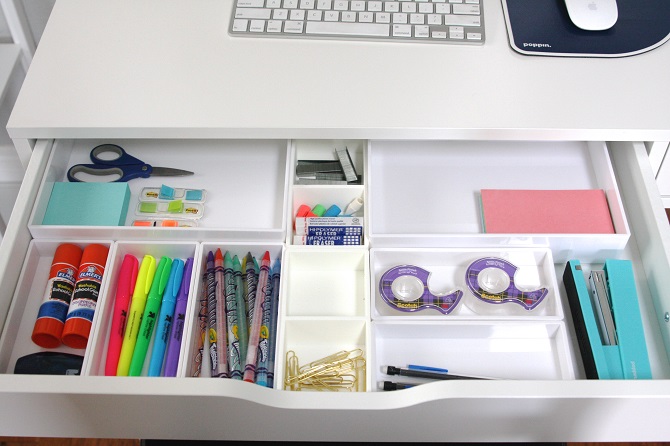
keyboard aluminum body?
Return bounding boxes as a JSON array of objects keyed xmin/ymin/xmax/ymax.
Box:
[{"xmin": 229, "ymin": 0, "xmax": 485, "ymax": 44}]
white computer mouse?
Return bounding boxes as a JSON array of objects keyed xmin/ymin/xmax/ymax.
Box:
[{"xmin": 564, "ymin": 0, "xmax": 618, "ymax": 31}]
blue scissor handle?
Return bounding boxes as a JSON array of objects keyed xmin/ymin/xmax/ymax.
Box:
[
  {"xmin": 67, "ymin": 144, "xmax": 153, "ymax": 182},
  {"xmin": 67, "ymin": 163, "xmax": 152, "ymax": 182},
  {"xmin": 89, "ymin": 144, "xmax": 143, "ymax": 166}
]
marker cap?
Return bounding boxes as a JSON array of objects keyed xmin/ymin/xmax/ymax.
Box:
[
  {"xmin": 323, "ymin": 205, "xmax": 341, "ymax": 217},
  {"xmin": 311, "ymin": 204, "xmax": 326, "ymax": 217},
  {"xmin": 295, "ymin": 204, "xmax": 311, "ymax": 218}
]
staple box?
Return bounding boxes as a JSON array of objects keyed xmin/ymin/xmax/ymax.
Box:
[{"xmin": 42, "ymin": 182, "xmax": 130, "ymax": 226}]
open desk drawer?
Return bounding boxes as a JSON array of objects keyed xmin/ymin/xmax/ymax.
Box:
[{"xmin": 0, "ymin": 139, "xmax": 669, "ymax": 442}]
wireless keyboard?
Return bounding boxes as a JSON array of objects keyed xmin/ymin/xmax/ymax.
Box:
[{"xmin": 229, "ymin": 0, "xmax": 485, "ymax": 44}]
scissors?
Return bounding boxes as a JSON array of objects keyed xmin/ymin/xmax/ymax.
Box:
[{"xmin": 67, "ymin": 144, "xmax": 194, "ymax": 182}]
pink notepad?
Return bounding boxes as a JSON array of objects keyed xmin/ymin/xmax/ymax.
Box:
[{"xmin": 481, "ymin": 189, "xmax": 615, "ymax": 234}]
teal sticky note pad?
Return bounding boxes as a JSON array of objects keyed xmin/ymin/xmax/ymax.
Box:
[{"xmin": 42, "ymin": 182, "xmax": 131, "ymax": 226}]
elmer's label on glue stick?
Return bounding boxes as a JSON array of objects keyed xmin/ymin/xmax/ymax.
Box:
[
  {"xmin": 61, "ymin": 244, "xmax": 109, "ymax": 349},
  {"xmin": 32, "ymin": 243, "xmax": 83, "ymax": 349}
]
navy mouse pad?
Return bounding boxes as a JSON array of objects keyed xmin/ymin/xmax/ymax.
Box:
[{"xmin": 502, "ymin": 0, "xmax": 670, "ymax": 57}]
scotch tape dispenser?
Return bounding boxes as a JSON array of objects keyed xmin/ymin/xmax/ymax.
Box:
[
  {"xmin": 379, "ymin": 265, "xmax": 463, "ymax": 315},
  {"xmin": 464, "ymin": 257, "xmax": 548, "ymax": 314}
]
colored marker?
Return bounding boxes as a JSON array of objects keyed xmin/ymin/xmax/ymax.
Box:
[
  {"xmin": 117, "ymin": 255, "xmax": 157, "ymax": 376},
  {"xmin": 129, "ymin": 256, "xmax": 172, "ymax": 376},
  {"xmin": 266, "ymin": 255, "xmax": 281, "ymax": 388},
  {"xmin": 211, "ymin": 249, "xmax": 228, "ymax": 378},
  {"xmin": 232, "ymin": 254, "xmax": 248, "ymax": 363},
  {"xmin": 243, "ymin": 251, "xmax": 271, "ymax": 382},
  {"xmin": 147, "ymin": 258, "xmax": 184, "ymax": 376},
  {"xmin": 164, "ymin": 257, "xmax": 193, "ymax": 377},
  {"xmin": 105, "ymin": 254, "xmax": 138, "ymax": 376}
]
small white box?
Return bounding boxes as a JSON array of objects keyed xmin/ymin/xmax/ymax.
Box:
[
  {"xmin": 367, "ymin": 140, "xmax": 630, "ymax": 263},
  {"xmin": 370, "ymin": 247, "xmax": 563, "ymax": 320},
  {"xmin": 28, "ymin": 139, "xmax": 290, "ymax": 242},
  {"xmin": 371, "ymin": 320, "xmax": 575, "ymax": 386},
  {"xmin": 0, "ymin": 239, "xmax": 113, "ymax": 375}
]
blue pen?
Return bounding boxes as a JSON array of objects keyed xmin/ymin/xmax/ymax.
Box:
[
  {"xmin": 408, "ymin": 364, "xmax": 448, "ymax": 373},
  {"xmin": 164, "ymin": 257, "xmax": 193, "ymax": 377},
  {"xmin": 147, "ymin": 258, "xmax": 185, "ymax": 376}
]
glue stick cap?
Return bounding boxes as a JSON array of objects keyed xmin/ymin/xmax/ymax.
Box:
[
  {"xmin": 61, "ymin": 243, "xmax": 109, "ymax": 349},
  {"xmin": 31, "ymin": 243, "xmax": 83, "ymax": 349}
]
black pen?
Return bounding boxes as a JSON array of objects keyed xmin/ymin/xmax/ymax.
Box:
[{"xmin": 383, "ymin": 365, "xmax": 490, "ymax": 380}]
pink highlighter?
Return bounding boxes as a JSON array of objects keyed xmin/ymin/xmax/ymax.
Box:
[{"xmin": 105, "ymin": 254, "xmax": 139, "ymax": 376}]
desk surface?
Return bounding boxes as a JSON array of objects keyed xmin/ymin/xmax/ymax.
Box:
[{"xmin": 6, "ymin": 0, "xmax": 670, "ymax": 141}]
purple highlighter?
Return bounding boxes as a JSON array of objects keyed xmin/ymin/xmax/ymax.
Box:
[{"xmin": 163, "ymin": 257, "xmax": 194, "ymax": 377}]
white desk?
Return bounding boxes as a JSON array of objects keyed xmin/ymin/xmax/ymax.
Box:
[
  {"xmin": 8, "ymin": 0, "xmax": 670, "ymax": 147},
  {"xmin": 3, "ymin": 0, "xmax": 670, "ymax": 442}
]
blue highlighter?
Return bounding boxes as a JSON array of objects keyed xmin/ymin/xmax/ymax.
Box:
[{"xmin": 147, "ymin": 258, "xmax": 185, "ymax": 376}]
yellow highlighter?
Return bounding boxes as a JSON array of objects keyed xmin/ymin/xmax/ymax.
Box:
[
  {"xmin": 128, "ymin": 256, "xmax": 173, "ymax": 376},
  {"xmin": 116, "ymin": 254, "xmax": 157, "ymax": 376}
]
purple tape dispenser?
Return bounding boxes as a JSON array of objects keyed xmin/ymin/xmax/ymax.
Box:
[
  {"xmin": 379, "ymin": 265, "xmax": 463, "ymax": 315},
  {"xmin": 465, "ymin": 257, "xmax": 547, "ymax": 311}
]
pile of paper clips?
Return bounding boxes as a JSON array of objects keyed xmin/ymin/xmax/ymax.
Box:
[{"xmin": 284, "ymin": 349, "xmax": 366, "ymax": 392}]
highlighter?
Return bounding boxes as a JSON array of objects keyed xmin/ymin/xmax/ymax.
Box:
[
  {"xmin": 163, "ymin": 257, "xmax": 194, "ymax": 377},
  {"xmin": 116, "ymin": 254, "xmax": 157, "ymax": 376},
  {"xmin": 147, "ymin": 258, "xmax": 184, "ymax": 376},
  {"xmin": 129, "ymin": 256, "xmax": 173, "ymax": 376},
  {"xmin": 104, "ymin": 254, "xmax": 139, "ymax": 376}
]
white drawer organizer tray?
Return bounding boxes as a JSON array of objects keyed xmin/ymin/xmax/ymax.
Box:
[{"xmin": 1, "ymin": 138, "xmax": 669, "ymax": 441}]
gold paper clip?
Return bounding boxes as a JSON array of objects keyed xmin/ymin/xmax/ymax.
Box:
[{"xmin": 284, "ymin": 349, "xmax": 366, "ymax": 392}]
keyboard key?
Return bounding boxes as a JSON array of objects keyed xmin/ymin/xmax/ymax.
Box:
[
  {"xmin": 452, "ymin": 4, "xmax": 480, "ymax": 15},
  {"xmin": 267, "ymin": 20, "xmax": 283, "ymax": 31},
  {"xmin": 367, "ymin": 1, "xmax": 382, "ymax": 11},
  {"xmin": 235, "ymin": 8, "xmax": 272, "ymax": 19},
  {"xmin": 392, "ymin": 24, "xmax": 412, "ymax": 37},
  {"xmin": 414, "ymin": 25, "xmax": 429, "ymax": 37},
  {"xmin": 443, "ymin": 14, "xmax": 480, "ymax": 26},
  {"xmin": 238, "ymin": 0, "xmax": 265, "ymax": 7},
  {"xmin": 232, "ymin": 19, "xmax": 249, "ymax": 31},
  {"xmin": 306, "ymin": 21, "xmax": 390, "ymax": 36},
  {"xmin": 284, "ymin": 20, "xmax": 305, "ymax": 32},
  {"xmin": 250, "ymin": 19, "xmax": 266, "ymax": 32}
]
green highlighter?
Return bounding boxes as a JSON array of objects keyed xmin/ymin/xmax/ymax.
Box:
[{"xmin": 129, "ymin": 256, "xmax": 173, "ymax": 376}]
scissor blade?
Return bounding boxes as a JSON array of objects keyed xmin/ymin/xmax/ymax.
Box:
[{"xmin": 151, "ymin": 167, "xmax": 194, "ymax": 177}]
